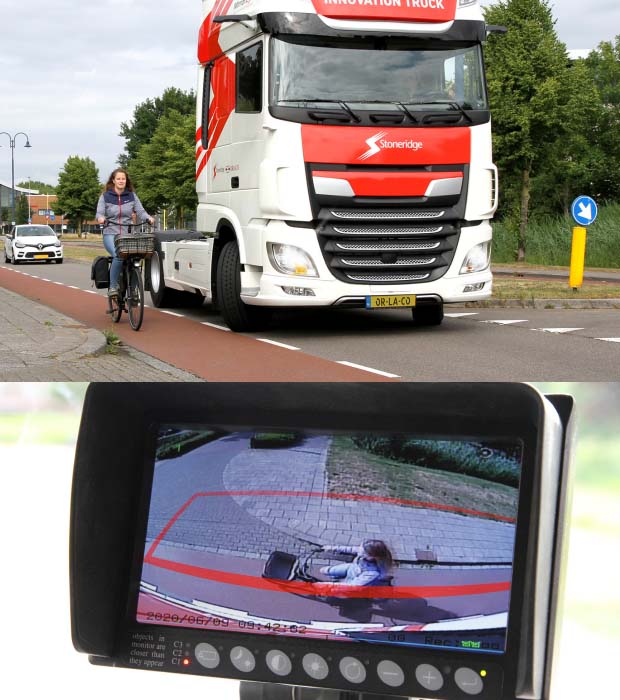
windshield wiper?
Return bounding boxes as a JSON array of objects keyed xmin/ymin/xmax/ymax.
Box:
[
  {"xmin": 278, "ymin": 99, "xmax": 361, "ymax": 123},
  {"xmin": 407, "ymin": 99, "xmax": 474, "ymax": 123}
]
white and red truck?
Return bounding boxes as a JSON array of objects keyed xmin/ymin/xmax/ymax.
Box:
[{"xmin": 148, "ymin": 0, "xmax": 499, "ymax": 330}]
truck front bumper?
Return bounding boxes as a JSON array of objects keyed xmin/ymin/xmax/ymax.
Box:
[{"xmin": 240, "ymin": 220, "xmax": 493, "ymax": 308}]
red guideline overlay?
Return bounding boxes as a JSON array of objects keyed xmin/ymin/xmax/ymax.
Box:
[{"xmin": 144, "ymin": 491, "xmax": 513, "ymax": 599}]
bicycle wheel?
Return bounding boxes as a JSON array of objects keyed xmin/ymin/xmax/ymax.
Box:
[
  {"xmin": 127, "ymin": 263, "xmax": 145, "ymax": 331},
  {"xmin": 107, "ymin": 290, "xmax": 122, "ymax": 323}
]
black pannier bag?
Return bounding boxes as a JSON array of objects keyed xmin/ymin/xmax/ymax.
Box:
[{"xmin": 91, "ymin": 256, "xmax": 110, "ymax": 289}]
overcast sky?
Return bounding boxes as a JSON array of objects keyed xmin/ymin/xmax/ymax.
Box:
[{"xmin": 0, "ymin": 0, "xmax": 618, "ymax": 189}]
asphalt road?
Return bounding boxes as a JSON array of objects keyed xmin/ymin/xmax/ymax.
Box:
[{"xmin": 2, "ymin": 258, "xmax": 620, "ymax": 380}]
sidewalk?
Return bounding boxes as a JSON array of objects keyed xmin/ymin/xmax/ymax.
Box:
[{"xmin": 0, "ymin": 286, "xmax": 201, "ymax": 382}]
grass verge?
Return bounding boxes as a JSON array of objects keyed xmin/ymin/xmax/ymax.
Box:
[{"xmin": 326, "ymin": 435, "xmax": 518, "ymax": 520}]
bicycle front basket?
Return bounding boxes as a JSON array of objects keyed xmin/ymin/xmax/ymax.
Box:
[{"xmin": 114, "ymin": 234, "xmax": 155, "ymax": 259}]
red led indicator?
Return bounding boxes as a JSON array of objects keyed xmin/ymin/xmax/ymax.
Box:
[{"xmin": 183, "ymin": 658, "xmax": 191, "ymax": 667}]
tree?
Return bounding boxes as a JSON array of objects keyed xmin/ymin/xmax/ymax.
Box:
[
  {"xmin": 15, "ymin": 195, "xmax": 30, "ymax": 225},
  {"xmin": 582, "ymin": 37, "xmax": 620, "ymax": 201},
  {"xmin": 118, "ymin": 87, "xmax": 195, "ymax": 167},
  {"xmin": 56, "ymin": 156, "xmax": 101, "ymax": 237},
  {"xmin": 17, "ymin": 180, "xmax": 56, "ymax": 195},
  {"xmin": 484, "ymin": 0, "xmax": 571, "ymax": 261},
  {"xmin": 129, "ymin": 111, "xmax": 197, "ymax": 227}
]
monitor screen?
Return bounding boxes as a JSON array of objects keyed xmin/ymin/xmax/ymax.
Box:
[{"xmin": 138, "ymin": 427, "xmax": 523, "ymax": 656}]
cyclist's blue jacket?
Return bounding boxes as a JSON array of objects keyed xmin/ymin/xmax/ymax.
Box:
[{"xmin": 96, "ymin": 188, "xmax": 150, "ymax": 237}]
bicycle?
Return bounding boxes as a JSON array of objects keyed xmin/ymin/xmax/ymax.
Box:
[{"xmin": 104, "ymin": 223, "xmax": 155, "ymax": 331}]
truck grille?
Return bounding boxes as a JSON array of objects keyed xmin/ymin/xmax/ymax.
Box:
[{"xmin": 317, "ymin": 207, "xmax": 459, "ymax": 285}]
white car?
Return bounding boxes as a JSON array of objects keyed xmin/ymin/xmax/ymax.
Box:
[{"xmin": 4, "ymin": 224, "xmax": 63, "ymax": 264}]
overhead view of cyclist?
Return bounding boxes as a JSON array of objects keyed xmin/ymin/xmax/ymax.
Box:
[
  {"xmin": 320, "ymin": 539, "xmax": 394, "ymax": 586},
  {"xmin": 95, "ymin": 168, "xmax": 154, "ymax": 297}
]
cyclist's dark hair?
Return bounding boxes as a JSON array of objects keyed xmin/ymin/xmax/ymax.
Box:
[
  {"xmin": 362, "ymin": 539, "xmax": 394, "ymax": 573},
  {"xmin": 104, "ymin": 168, "xmax": 134, "ymax": 192}
]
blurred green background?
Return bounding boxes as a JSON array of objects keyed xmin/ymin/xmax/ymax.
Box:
[{"xmin": 0, "ymin": 382, "xmax": 618, "ymax": 643}]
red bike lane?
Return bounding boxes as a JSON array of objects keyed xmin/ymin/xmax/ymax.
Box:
[{"xmin": 0, "ymin": 267, "xmax": 393, "ymax": 382}]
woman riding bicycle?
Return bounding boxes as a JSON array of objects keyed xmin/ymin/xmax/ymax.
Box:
[
  {"xmin": 320, "ymin": 539, "xmax": 394, "ymax": 586},
  {"xmin": 96, "ymin": 168, "xmax": 154, "ymax": 297}
]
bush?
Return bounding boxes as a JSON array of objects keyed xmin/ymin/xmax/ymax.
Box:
[
  {"xmin": 352, "ymin": 436, "xmax": 520, "ymax": 487},
  {"xmin": 250, "ymin": 432, "xmax": 303, "ymax": 449}
]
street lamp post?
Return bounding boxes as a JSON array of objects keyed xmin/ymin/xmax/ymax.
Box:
[{"xmin": 0, "ymin": 131, "xmax": 32, "ymax": 226}]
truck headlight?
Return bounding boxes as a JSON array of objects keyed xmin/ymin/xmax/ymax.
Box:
[
  {"xmin": 460, "ymin": 242, "xmax": 491, "ymax": 274},
  {"xmin": 268, "ymin": 243, "xmax": 318, "ymax": 277}
]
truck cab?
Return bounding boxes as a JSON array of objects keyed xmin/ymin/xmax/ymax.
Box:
[{"xmin": 151, "ymin": 0, "xmax": 497, "ymax": 331}]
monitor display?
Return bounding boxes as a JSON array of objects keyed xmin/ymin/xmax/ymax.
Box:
[{"xmin": 138, "ymin": 427, "xmax": 523, "ymax": 655}]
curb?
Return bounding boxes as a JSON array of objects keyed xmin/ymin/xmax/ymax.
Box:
[{"xmin": 454, "ymin": 298, "xmax": 620, "ymax": 310}]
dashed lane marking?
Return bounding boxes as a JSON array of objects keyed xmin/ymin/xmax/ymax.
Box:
[
  {"xmin": 597, "ymin": 338, "xmax": 620, "ymax": 343},
  {"xmin": 257, "ymin": 339, "xmax": 301, "ymax": 351},
  {"xmin": 337, "ymin": 361, "xmax": 400, "ymax": 379},
  {"xmin": 535, "ymin": 328, "xmax": 585, "ymax": 334},
  {"xmin": 201, "ymin": 322, "xmax": 231, "ymax": 332},
  {"xmin": 482, "ymin": 320, "xmax": 529, "ymax": 325},
  {"xmin": 445, "ymin": 313, "xmax": 480, "ymax": 318},
  {"xmin": 158, "ymin": 310, "xmax": 185, "ymax": 317}
]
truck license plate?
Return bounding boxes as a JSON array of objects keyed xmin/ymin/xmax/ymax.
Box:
[{"xmin": 366, "ymin": 295, "xmax": 416, "ymax": 309}]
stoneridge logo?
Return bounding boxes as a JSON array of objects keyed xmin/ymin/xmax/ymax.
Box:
[{"xmin": 359, "ymin": 131, "xmax": 424, "ymax": 161}]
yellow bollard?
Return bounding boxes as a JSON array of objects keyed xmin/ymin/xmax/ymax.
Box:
[{"xmin": 569, "ymin": 226, "xmax": 587, "ymax": 289}]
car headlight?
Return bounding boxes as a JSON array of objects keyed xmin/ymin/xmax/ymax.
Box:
[
  {"xmin": 460, "ymin": 242, "xmax": 491, "ymax": 274},
  {"xmin": 268, "ymin": 243, "xmax": 319, "ymax": 277},
  {"xmin": 54, "ymin": 241, "xmax": 62, "ymax": 248},
  {"xmin": 15, "ymin": 242, "xmax": 26, "ymax": 248}
]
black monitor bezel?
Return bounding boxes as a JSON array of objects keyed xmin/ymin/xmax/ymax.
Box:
[{"xmin": 70, "ymin": 382, "xmax": 558, "ymax": 699}]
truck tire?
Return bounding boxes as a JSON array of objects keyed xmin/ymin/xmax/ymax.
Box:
[
  {"xmin": 217, "ymin": 240, "xmax": 273, "ymax": 332},
  {"xmin": 411, "ymin": 303, "xmax": 444, "ymax": 327},
  {"xmin": 147, "ymin": 234, "xmax": 206, "ymax": 309},
  {"xmin": 147, "ymin": 245, "xmax": 178, "ymax": 308}
]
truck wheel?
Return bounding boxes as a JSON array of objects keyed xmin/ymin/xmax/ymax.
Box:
[
  {"xmin": 217, "ymin": 240, "xmax": 273, "ymax": 332},
  {"xmin": 411, "ymin": 303, "xmax": 444, "ymax": 327},
  {"xmin": 148, "ymin": 245, "xmax": 177, "ymax": 308}
]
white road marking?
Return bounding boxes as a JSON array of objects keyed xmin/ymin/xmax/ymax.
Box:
[
  {"xmin": 535, "ymin": 328, "xmax": 585, "ymax": 334},
  {"xmin": 68, "ymin": 285, "xmax": 80, "ymax": 290},
  {"xmin": 482, "ymin": 319, "xmax": 529, "ymax": 325},
  {"xmin": 596, "ymin": 338, "xmax": 620, "ymax": 343},
  {"xmin": 445, "ymin": 312, "xmax": 479, "ymax": 318},
  {"xmin": 201, "ymin": 322, "xmax": 231, "ymax": 331},
  {"xmin": 257, "ymin": 339, "xmax": 300, "ymax": 351},
  {"xmin": 158, "ymin": 310, "xmax": 185, "ymax": 317},
  {"xmin": 337, "ymin": 361, "xmax": 400, "ymax": 378}
]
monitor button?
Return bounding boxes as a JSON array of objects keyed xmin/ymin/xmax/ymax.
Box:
[
  {"xmin": 415, "ymin": 663, "xmax": 444, "ymax": 691},
  {"xmin": 339, "ymin": 656, "xmax": 367, "ymax": 684},
  {"xmin": 266, "ymin": 650, "xmax": 292, "ymax": 677},
  {"xmin": 230, "ymin": 646, "xmax": 256, "ymax": 673},
  {"xmin": 303, "ymin": 653, "xmax": 329, "ymax": 681},
  {"xmin": 455, "ymin": 667, "xmax": 484, "ymax": 695},
  {"xmin": 377, "ymin": 660, "xmax": 405, "ymax": 688},
  {"xmin": 195, "ymin": 642, "xmax": 220, "ymax": 669}
]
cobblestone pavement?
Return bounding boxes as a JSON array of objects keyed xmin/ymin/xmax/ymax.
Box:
[
  {"xmin": 150, "ymin": 434, "xmax": 515, "ymax": 567},
  {"xmin": 0, "ymin": 286, "xmax": 201, "ymax": 381}
]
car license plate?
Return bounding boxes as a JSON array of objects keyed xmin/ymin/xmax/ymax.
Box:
[
  {"xmin": 34, "ymin": 254, "xmax": 49, "ymax": 259},
  {"xmin": 366, "ymin": 294, "xmax": 416, "ymax": 309}
]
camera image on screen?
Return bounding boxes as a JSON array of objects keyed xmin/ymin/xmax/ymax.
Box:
[{"xmin": 138, "ymin": 428, "xmax": 522, "ymax": 656}]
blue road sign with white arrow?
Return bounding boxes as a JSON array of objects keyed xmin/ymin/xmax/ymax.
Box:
[{"xmin": 571, "ymin": 196, "xmax": 598, "ymax": 226}]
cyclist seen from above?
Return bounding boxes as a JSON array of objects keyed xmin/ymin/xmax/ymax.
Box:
[
  {"xmin": 320, "ymin": 540, "xmax": 395, "ymax": 587},
  {"xmin": 96, "ymin": 168, "xmax": 154, "ymax": 297}
]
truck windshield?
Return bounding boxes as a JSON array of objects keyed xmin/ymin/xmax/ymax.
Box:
[{"xmin": 270, "ymin": 37, "xmax": 488, "ymax": 115}]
